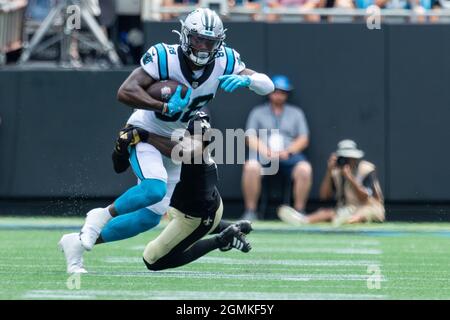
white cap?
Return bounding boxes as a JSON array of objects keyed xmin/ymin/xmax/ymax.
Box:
[{"xmin": 336, "ymin": 140, "xmax": 364, "ymax": 159}]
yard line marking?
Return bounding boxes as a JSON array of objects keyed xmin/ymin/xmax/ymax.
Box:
[
  {"xmin": 250, "ymin": 239, "xmax": 382, "ymax": 246},
  {"xmin": 92, "ymin": 270, "xmax": 387, "ymax": 282},
  {"xmin": 23, "ymin": 289, "xmax": 387, "ymax": 300},
  {"xmin": 253, "ymin": 248, "xmax": 382, "ymax": 255},
  {"xmin": 104, "ymin": 256, "xmax": 380, "ymax": 267},
  {"xmin": 23, "ymin": 293, "xmax": 95, "ymax": 299}
]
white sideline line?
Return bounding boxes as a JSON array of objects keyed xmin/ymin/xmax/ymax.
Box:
[
  {"xmin": 104, "ymin": 256, "xmax": 380, "ymax": 267},
  {"xmin": 255, "ymin": 239, "xmax": 382, "ymax": 246},
  {"xmin": 23, "ymin": 289, "xmax": 387, "ymax": 300},
  {"xmin": 255, "ymin": 248, "xmax": 383, "ymax": 255},
  {"xmin": 92, "ymin": 269, "xmax": 387, "ymax": 282},
  {"xmin": 24, "ymin": 293, "xmax": 96, "ymax": 299}
]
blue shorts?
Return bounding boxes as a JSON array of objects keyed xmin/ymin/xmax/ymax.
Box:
[
  {"xmin": 254, "ymin": 153, "xmax": 307, "ymax": 177},
  {"xmin": 278, "ymin": 153, "xmax": 308, "ymax": 176}
]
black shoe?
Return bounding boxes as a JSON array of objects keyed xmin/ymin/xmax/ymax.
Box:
[
  {"xmin": 228, "ymin": 233, "xmax": 252, "ymax": 253},
  {"xmin": 234, "ymin": 220, "xmax": 253, "ymax": 235},
  {"xmin": 218, "ymin": 226, "xmax": 252, "ymax": 253},
  {"xmin": 217, "ymin": 225, "xmax": 240, "ymax": 251}
]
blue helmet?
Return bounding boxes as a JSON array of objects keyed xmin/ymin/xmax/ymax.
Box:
[{"xmin": 271, "ymin": 75, "xmax": 293, "ymax": 92}]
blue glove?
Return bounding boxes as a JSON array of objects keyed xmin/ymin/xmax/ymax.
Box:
[
  {"xmin": 218, "ymin": 75, "xmax": 251, "ymax": 93},
  {"xmin": 165, "ymin": 85, "xmax": 192, "ymax": 116}
]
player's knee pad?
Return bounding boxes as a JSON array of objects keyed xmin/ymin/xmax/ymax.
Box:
[{"xmin": 139, "ymin": 178, "xmax": 167, "ymax": 204}]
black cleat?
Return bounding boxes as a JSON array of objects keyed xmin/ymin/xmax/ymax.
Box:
[
  {"xmin": 232, "ymin": 233, "xmax": 252, "ymax": 253},
  {"xmin": 217, "ymin": 225, "xmax": 240, "ymax": 251},
  {"xmin": 234, "ymin": 220, "xmax": 253, "ymax": 235},
  {"xmin": 218, "ymin": 225, "xmax": 252, "ymax": 253}
]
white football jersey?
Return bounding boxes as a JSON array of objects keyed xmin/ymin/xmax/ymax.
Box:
[{"xmin": 127, "ymin": 43, "xmax": 246, "ymax": 137}]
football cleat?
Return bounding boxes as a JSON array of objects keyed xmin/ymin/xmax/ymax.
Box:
[
  {"xmin": 80, "ymin": 207, "xmax": 111, "ymax": 251},
  {"xmin": 218, "ymin": 225, "xmax": 252, "ymax": 253},
  {"xmin": 58, "ymin": 233, "xmax": 87, "ymax": 274},
  {"xmin": 217, "ymin": 225, "xmax": 239, "ymax": 250},
  {"xmin": 234, "ymin": 220, "xmax": 253, "ymax": 235},
  {"xmin": 277, "ymin": 205, "xmax": 308, "ymax": 226}
]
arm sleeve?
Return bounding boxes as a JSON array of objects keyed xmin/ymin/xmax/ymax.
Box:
[
  {"xmin": 229, "ymin": 48, "xmax": 274, "ymax": 95},
  {"xmin": 248, "ymin": 73, "xmax": 274, "ymax": 96},
  {"xmin": 140, "ymin": 45, "xmax": 160, "ymax": 81}
]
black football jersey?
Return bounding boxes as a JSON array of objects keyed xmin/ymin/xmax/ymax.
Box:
[{"xmin": 170, "ymin": 161, "xmax": 221, "ymax": 217}]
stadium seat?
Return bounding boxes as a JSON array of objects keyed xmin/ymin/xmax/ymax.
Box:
[{"xmin": 259, "ymin": 173, "xmax": 292, "ymax": 220}]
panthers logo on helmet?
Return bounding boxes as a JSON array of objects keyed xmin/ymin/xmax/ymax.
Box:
[{"xmin": 142, "ymin": 51, "xmax": 154, "ymax": 65}]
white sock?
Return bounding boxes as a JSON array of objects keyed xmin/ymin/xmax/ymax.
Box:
[
  {"xmin": 100, "ymin": 207, "xmax": 113, "ymax": 224},
  {"xmin": 85, "ymin": 207, "xmax": 112, "ymax": 229}
]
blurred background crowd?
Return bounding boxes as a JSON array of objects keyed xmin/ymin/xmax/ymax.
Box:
[{"xmin": 1, "ymin": 0, "xmax": 450, "ymax": 67}]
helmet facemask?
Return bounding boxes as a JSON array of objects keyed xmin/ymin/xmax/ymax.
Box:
[
  {"xmin": 181, "ymin": 24, "xmax": 224, "ymax": 66},
  {"xmin": 175, "ymin": 9, "xmax": 226, "ymax": 67}
]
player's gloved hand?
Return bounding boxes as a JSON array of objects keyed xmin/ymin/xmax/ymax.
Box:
[
  {"xmin": 163, "ymin": 85, "xmax": 192, "ymax": 116},
  {"xmin": 218, "ymin": 74, "xmax": 251, "ymax": 93},
  {"xmin": 112, "ymin": 125, "xmax": 149, "ymax": 174}
]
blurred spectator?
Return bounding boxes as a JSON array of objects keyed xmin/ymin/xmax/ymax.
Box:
[
  {"xmin": 354, "ymin": 0, "xmax": 389, "ymax": 8},
  {"xmin": 71, "ymin": 0, "xmax": 116, "ymax": 66},
  {"xmin": 265, "ymin": 0, "xmax": 325, "ymax": 22},
  {"xmin": 408, "ymin": 0, "xmax": 439, "ymax": 22},
  {"xmin": 356, "ymin": 0, "xmax": 440, "ymax": 23},
  {"xmin": 278, "ymin": 140, "xmax": 385, "ymax": 226},
  {"xmin": 231, "ymin": 0, "xmax": 261, "ymax": 6},
  {"xmin": 26, "ymin": 0, "xmax": 53, "ymax": 22},
  {"xmin": 242, "ymin": 75, "xmax": 312, "ymax": 221},
  {"xmin": 161, "ymin": 0, "xmax": 198, "ymax": 20},
  {"xmin": 429, "ymin": 0, "xmax": 443, "ymax": 23}
]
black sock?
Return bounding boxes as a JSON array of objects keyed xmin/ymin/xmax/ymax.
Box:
[
  {"xmin": 210, "ymin": 221, "xmax": 232, "ymax": 235},
  {"xmin": 146, "ymin": 237, "xmax": 221, "ymax": 271}
]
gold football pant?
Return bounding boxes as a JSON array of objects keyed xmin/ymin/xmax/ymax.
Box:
[{"xmin": 143, "ymin": 200, "xmax": 223, "ymax": 270}]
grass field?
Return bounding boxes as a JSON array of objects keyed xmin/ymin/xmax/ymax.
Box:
[{"xmin": 1, "ymin": 217, "xmax": 449, "ymax": 300}]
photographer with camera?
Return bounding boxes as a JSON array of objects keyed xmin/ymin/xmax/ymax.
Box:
[{"xmin": 278, "ymin": 140, "xmax": 385, "ymax": 226}]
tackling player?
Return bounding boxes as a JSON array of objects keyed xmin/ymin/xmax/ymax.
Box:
[
  {"xmin": 142, "ymin": 112, "xmax": 252, "ymax": 270},
  {"xmin": 59, "ymin": 8, "xmax": 274, "ymax": 273}
]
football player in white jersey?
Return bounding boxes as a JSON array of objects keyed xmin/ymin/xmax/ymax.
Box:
[{"xmin": 59, "ymin": 8, "xmax": 274, "ymax": 273}]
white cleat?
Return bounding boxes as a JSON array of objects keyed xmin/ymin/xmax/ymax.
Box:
[
  {"xmin": 80, "ymin": 207, "xmax": 112, "ymax": 251},
  {"xmin": 277, "ymin": 205, "xmax": 309, "ymax": 226},
  {"xmin": 58, "ymin": 233, "xmax": 87, "ymax": 274}
]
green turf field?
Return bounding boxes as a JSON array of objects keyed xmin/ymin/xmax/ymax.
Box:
[{"xmin": 1, "ymin": 217, "xmax": 449, "ymax": 300}]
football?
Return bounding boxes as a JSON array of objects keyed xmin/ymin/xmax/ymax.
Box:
[{"xmin": 147, "ymin": 80, "xmax": 188, "ymax": 102}]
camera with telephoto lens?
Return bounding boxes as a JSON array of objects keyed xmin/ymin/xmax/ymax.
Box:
[{"xmin": 336, "ymin": 156, "xmax": 350, "ymax": 167}]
